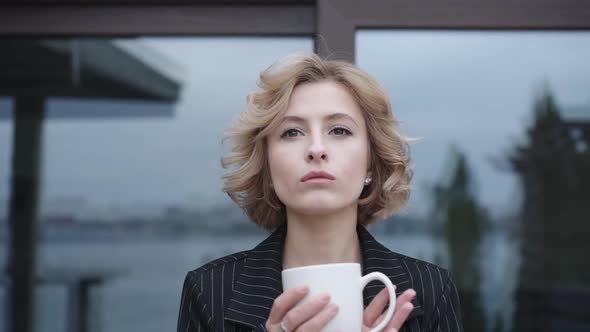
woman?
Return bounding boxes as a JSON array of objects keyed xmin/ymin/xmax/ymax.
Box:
[{"xmin": 177, "ymin": 54, "xmax": 464, "ymax": 332}]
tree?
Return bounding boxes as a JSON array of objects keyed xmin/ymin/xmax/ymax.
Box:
[
  {"xmin": 507, "ymin": 86, "xmax": 590, "ymax": 331},
  {"xmin": 431, "ymin": 145, "xmax": 486, "ymax": 331}
]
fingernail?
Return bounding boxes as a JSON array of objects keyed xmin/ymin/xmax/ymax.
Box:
[
  {"xmin": 297, "ymin": 286, "xmax": 309, "ymax": 294},
  {"xmin": 328, "ymin": 303, "xmax": 339, "ymax": 313},
  {"xmin": 319, "ymin": 294, "xmax": 331, "ymax": 303}
]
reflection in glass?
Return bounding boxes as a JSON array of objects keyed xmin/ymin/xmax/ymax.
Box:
[
  {"xmin": 357, "ymin": 30, "xmax": 590, "ymax": 332},
  {"xmin": 0, "ymin": 37, "xmax": 312, "ymax": 332},
  {"xmin": 0, "ymin": 97, "xmax": 13, "ymax": 331}
]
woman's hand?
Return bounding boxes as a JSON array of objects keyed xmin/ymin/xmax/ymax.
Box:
[
  {"xmin": 265, "ymin": 286, "xmax": 339, "ymax": 332},
  {"xmin": 362, "ymin": 287, "xmax": 416, "ymax": 332}
]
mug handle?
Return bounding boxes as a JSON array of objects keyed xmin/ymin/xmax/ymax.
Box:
[{"xmin": 360, "ymin": 272, "xmax": 397, "ymax": 332}]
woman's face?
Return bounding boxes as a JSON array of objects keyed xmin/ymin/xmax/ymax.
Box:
[{"xmin": 267, "ymin": 80, "xmax": 371, "ymax": 217}]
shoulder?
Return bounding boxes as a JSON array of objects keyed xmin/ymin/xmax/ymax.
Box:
[
  {"xmin": 182, "ymin": 250, "xmax": 250, "ymax": 292},
  {"xmin": 393, "ymin": 251, "xmax": 455, "ymax": 288},
  {"xmin": 389, "ymin": 252, "xmax": 462, "ymax": 330},
  {"xmin": 177, "ymin": 250, "xmax": 251, "ymax": 331},
  {"xmin": 361, "ymin": 228, "xmax": 456, "ymax": 297},
  {"xmin": 179, "ymin": 225, "xmax": 283, "ymax": 312}
]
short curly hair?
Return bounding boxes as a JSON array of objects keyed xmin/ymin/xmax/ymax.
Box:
[{"xmin": 221, "ymin": 53, "xmax": 413, "ymax": 231}]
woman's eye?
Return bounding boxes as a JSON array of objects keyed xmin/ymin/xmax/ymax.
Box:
[
  {"xmin": 280, "ymin": 127, "xmax": 351, "ymax": 138},
  {"xmin": 331, "ymin": 127, "xmax": 352, "ymax": 136},
  {"xmin": 281, "ymin": 128, "xmax": 301, "ymax": 138}
]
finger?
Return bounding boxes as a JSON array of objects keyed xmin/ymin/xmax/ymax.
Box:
[
  {"xmin": 372, "ymin": 289, "xmax": 416, "ymax": 329},
  {"xmin": 267, "ymin": 286, "xmax": 310, "ymax": 326},
  {"xmin": 282, "ymin": 293, "xmax": 332, "ymax": 331},
  {"xmin": 387, "ymin": 302, "xmax": 414, "ymax": 330},
  {"xmin": 363, "ymin": 287, "xmax": 392, "ymax": 327},
  {"xmin": 295, "ymin": 302, "xmax": 339, "ymax": 332},
  {"xmin": 394, "ymin": 289, "xmax": 416, "ymax": 311}
]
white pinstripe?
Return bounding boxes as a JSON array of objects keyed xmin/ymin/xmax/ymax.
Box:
[
  {"xmin": 222, "ymin": 264, "xmax": 225, "ymax": 332},
  {"xmin": 236, "ymin": 281, "xmax": 280, "ymax": 293},
  {"xmin": 227, "ymin": 307, "xmax": 267, "ymax": 320},
  {"xmin": 449, "ymin": 276, "xmax": 461, "ymax": 331},
  {"xmin": 230, "ymin": 298, "xmax": 272, "ymax": 310},
  {"xmin": 414, "ymin": 261, "xmax": 426, "ymax": 314}
]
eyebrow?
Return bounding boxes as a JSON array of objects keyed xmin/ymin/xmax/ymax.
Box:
[{"xmin": 280, "ymin": 113, "xmax": 359, "ymax": 128}]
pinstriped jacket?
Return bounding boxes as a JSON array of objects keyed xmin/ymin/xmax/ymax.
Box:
[{"xmin": 177, "ymin": 223, "xmax": 464, "ymax": 332}]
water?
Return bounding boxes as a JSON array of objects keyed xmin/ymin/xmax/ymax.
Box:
[
  {"xmin": 0, "ymin": 231, "xmax": 518, "ymax": 332},
  {"xmin": 1, "ymin": 235, "xmax": 262, "ymax": 332},
  {"xmin": 478, "ymin": 230, "xmax": 521, "ymax": 332}
]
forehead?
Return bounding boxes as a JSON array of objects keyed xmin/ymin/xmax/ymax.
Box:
[{"xmin": 283, "ymin": 81, "xmax": 364, "ymax": 122}]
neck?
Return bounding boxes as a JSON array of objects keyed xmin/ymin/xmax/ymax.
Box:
[{"xmin": 282, "ymin": 204, "xmax": 362, "ymax": 270}]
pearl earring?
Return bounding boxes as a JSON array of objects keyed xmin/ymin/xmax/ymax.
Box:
[{"xmin": 364, "ymin": 176, "xmax": 372, "ymax": 185}]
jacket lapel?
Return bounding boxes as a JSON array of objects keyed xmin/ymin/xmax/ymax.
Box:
[
  {"xmin": 224, "ymin": 223, "xmax": 286, "ymax": 330},
  {"xmin": 224, "ymin": 223, "xmax": 424, "ymax": 331}
]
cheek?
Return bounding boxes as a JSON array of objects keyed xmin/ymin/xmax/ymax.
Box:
[
  {"xmin": 338, "ymin": 141, "xmax": 370, "ymax": 177},
  {"xmin": 268, "ymin": 145, "xmax": 297, "ymax": 185}
]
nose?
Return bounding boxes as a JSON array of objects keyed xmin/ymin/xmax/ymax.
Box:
[{"xmin": 306, "ymin": 136, "xmax": 328, "ymax": 162}]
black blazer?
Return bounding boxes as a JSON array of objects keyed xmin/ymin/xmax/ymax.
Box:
[{"xmin": 177, "ymin": 223, "xmax": 464, "ymax": 332}]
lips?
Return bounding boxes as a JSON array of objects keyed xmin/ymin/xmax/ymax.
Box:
[{"xmin": 301, "ymin": 170, "xmax": 336, "ymax": 182}]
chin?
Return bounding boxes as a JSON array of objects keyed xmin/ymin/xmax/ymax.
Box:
[{"xmin": 291, "ymin": 198, "xmax": 349, "ymax": 216}]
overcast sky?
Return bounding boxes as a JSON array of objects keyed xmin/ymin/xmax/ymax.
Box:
[
  {"xmin": 357, "ymin": 30, "xmax": 590, "ymax": 219},
  {"xmin": 1, "ymin": 31, "xmax": 589, "ymax": 221}
]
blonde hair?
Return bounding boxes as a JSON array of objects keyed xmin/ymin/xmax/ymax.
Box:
[{"xmin": 221, "ymin": 53, "xmax": 413, "ymax": 231}]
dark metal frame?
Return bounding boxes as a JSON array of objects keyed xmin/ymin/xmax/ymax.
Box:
[
  {"xmin": 1, "ymin": 0, "xmax": 589, "ymax": 60},
  {"xmin": 317, "ymin": 0, "xmax": 590, "ymax": 60},
  {"xmin": 1, "ymin": 1, "xmax": 589, "ymax": 332},
  {"xmin": 0, "ymin": 5, "xmax": 315, "ymax": 36}
]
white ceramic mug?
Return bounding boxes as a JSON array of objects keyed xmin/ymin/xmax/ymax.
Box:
[{"xmin": 281, "ymin": 263, "xmax": 396, "ymax": 332}]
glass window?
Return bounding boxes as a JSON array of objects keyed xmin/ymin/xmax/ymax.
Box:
[
  {"xmin": 1, "ymin": 37, "xmax": 312, "ymax": 332},
  {"xmin": 0, "ymin": 96, "xmax": 13, "ymax": 331},
  {"xmin": 357, "ymin": 30, "xmax": 590, "ymax": 332}
]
